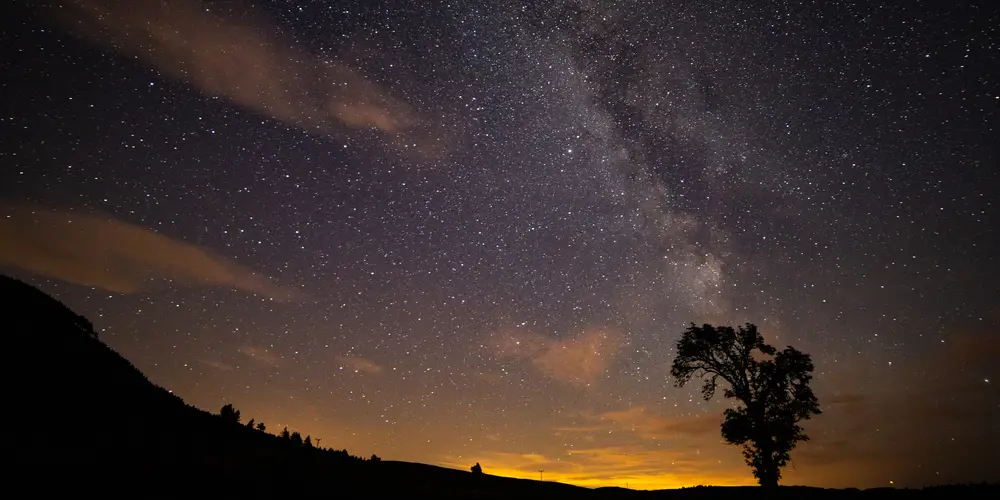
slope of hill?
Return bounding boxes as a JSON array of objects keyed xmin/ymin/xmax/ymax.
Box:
[{"xmin": 4, "ymin": 275, "xmax": 997, "ymax": 499}]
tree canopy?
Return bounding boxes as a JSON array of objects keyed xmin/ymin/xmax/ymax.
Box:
[
  {"xmin": 670, "ymin": 323, "xmax": 821, "ymax": 488},
  {"xmin": 220, "ymin": 404, "xmax": 241, "ymax": 424}
]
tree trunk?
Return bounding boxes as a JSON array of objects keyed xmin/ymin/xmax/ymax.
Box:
[
  {"xmin": 759, "ymin": 468, "xmax": 778, "ymax": 490},
  {"xmin": 757, "ymin": 451, "xmax": 779, "ymax": 490},
  {"xmin": 749, "ymin": 402, "xmax": 778, "ymax": 489}
]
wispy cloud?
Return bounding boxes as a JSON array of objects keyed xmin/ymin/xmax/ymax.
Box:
[
  {"xmin": 52, "ymin": 0, "xmax": 444, "ymax": 157},
  {"xmin": 238, "ymin": 346, "xmax": 281, "ymax": 368},
  {"xmin": 0, "ymin": 202, "xmax": 298, "ymax": 300},
  {"xmin": 336, "ymin": 356, "xmax": 383, "ymax": 375},
  {"xmin": 494, "ymin": 329, "xmax": 623, "ymax": 387},
  {"xmin": 199, "ymin": 359, "xmax": 235, "ymax": 371},
  {"xmin": 600, "ymin": 406, "xmax": 720, "ymax": 439}
]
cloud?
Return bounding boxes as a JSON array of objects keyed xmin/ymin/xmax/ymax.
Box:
[
  {"xmin": 239, "ymin": 346, "xmax": 281, "ymax": 368},
  {"xmin": 199, "ymin": 359, "xmax": 234, "ymax": 371},
  {"xmin": 0, "ymin": 202, "xmax": 298, "ymax": 300},
  {"xmin": 553, "ymin": 407, "xmax": 719, "ymax": 441},
  {"xmin": 600, "ymin": 407, "xmax": 720, "ymax": 439},
  {"xmin": 336, "ymin": 356, "xmax": 383, "ymax": 375},
  {"xmin": 52, "ymin": 0, "xmax": 442, "ymax": 156},
  {"xmin": 494, "ymin": 329, "xmax": 623, "ymax": 387},
  {"xmin": 552, "ymin": 424, "xmax": 605, "ymax": 434}
]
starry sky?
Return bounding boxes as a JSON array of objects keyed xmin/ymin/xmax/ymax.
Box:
[{"xmin": 2, "ymin": 0, "xmax": 998, "ymax": 490}]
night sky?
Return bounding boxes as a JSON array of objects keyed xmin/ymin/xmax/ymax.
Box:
[{"xmin": 2, "ymin": 0, "xmax": 998, "ymax": 489}]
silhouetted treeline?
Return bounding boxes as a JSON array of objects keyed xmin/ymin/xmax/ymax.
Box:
[{"xmin": 216, "ymin": 403, "xmax": 374, "ymax": 462}]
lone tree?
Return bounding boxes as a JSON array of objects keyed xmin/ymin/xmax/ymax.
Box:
[
  {"xmin": 220, "ymin": 404, "xmax": 241, "ymax": 424},
  {"xmin": 670, "ymin": 323, "xmax": 820, "ymax": 488},
  {"xmin": 470, "ymin": 462, "xmax": 483, "ymax": 475}
]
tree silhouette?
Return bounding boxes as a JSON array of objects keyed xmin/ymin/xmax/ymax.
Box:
[
  {"xmin": 370, "ymin": 454, "xmax": 381, "ymax": 462},
  {"xmin": 280, "ymin": 427, "xmax": 290, "ymax": 439},
  {"xmin": 470, "ymin": 462, "xmax": 483, "ymax": 475},
  {"xmin": 256, "ymin": 421, "xmax": 266, "ymax": 432},
  {"xmin": 304, "ymin": 435, "xmax": 313, "ymax": 448},
  {"xmin": 75, "ymin": 314, "xmax": 97, "ymax": 339},
  {"xmin": 290, "ymin": 431, "xmax": 303, "ymax": 446},
  {"xmin": 245, "ymin": 418, "xmax": 255, "ymax": 429},
  {"xmin": 220, "ymin": 404, "xmax": 241, "ymax": 424},
  {"xmin": 669, "ymin": 323, "xmax": 821, "ymax": 488}
]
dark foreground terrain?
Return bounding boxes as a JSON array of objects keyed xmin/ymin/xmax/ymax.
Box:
[{"xmin": 5, "ymin": 275, "xmax": 997, "ymax": 499}]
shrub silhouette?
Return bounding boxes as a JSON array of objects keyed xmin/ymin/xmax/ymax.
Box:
[
  {"xmin": 670, "ymin": 323, "xmax": 821, "ymax": 488},
  {"xmin": 471, "ymin": 462, "xmax": 483, "ymax": 475},
  {"xmin": 370, "ymin": 454, "xmax": 381, "ymax": 462},
  {"xmin": 220, "ymin": 404, "xmax": 241, "ymax": 424},
  {"xmin": 245, "ymin": 418, "xmax": 255, "ymax": 429},
  {"xmin": 256, "ymin": 421, "xmax": 266, "ymax": 432},
  {"xmin": 280, "ymin": 427, "xmax": 290, "ymax": 439}
]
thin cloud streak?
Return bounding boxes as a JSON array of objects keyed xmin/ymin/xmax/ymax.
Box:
[
  {"xmin": 336, "ymin": 356, "xmax": 383, "ymax": 375},
  {"xmin": 0, "ymin": 202, "xmax": 298, "ymax": 301},
  {"xmin": 199, "ymin": 359, "xmax": 235, "ymax": 371},
  {"xmin": 600, "ymin": 406, "xmax": 721, "ymax": 439},
  {"xmin": 239, "ymin": 346, "xmax": 281, "ymax": 368}
]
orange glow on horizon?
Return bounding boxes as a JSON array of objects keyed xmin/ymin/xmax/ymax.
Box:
[
  {"xmin": 462, "ymin": 465, "xmax": 754, "ymax": 491},
  {"xmin": 435, "ymin": 449, "xmax": 758, "ymax": 491}
]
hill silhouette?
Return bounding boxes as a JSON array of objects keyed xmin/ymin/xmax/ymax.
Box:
[{"xmin": 5, "ymin": 275, "xmax": 997, "ymax": 499}]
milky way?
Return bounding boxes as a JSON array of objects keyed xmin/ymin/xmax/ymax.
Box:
[{"xmin": 2, "ymin": 0, "xmax": 997, "ymax": 489}]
